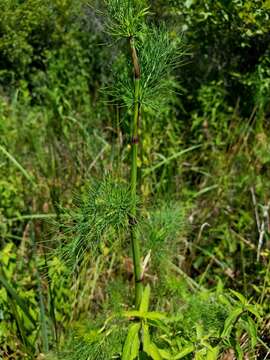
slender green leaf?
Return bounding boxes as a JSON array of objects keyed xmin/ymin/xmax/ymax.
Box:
[
  {"xmin": 123, "ymin": 310, "xmax": 167, "ymax": 321},
  {"xmin": 221, "ymin": 307, "xmax": 243, "ymax": 338},
  {"xmin": 30, "ymin": 224, "xmax": 49, "ymax": 353},
  {"xmin": 245, "ymin": 305, "xmax": 260, "ymax": 318},
  {"xmin": 139, "ymin": 284, "xmax": 151, "ymax": 313},
  {"xmin": 9, "ymin": 296, "xmax": 35, "ymax": 354},
  {"xmin": 0, "ymin": 269, "xmax": 35, "ymax": 325},
  {"xmin": 0, "ymin": 145, "xmax": 36, "ymax": 185},
  {"xmin": 158, "ymin": 348, "xmax": 172, "ymax": 359},
  {"xmin": 246, "ymin": 316, "xmax": 257, "ymax": 349},
  {"xmin": 143, "ymin": 145, "xmax": 201, "ymax": 176},
  {"xmin": 8, "ymin": 214, "xmax": 57, "ymax": 222},
  {"xmin": 122, "ymin": 322, "xmax": 141, "ymax": 360},
  {"xmin": 206, "ymin": 346, "xmax": 220, "ymax": 360},
  {"xmin": 229, "ymin": 289, "xmax": 247, "ymax": 305},
  {"xmin": 194, "ymin": 351, "xmax": 205, "ymax": 360},
  {"xmin": 235, "ymin": 342, "xmax": 244, "ymax": 360},
  {"xmin": 172, "ymin": 344, "xmax": 195, "ymax": 359},
  {"xmin": 142, "ymin": 323, "xmax": 162, "ymax": 360},
  {"xmin": 193, "ymin": 184, "xmax": 218, "ymax": 198}
]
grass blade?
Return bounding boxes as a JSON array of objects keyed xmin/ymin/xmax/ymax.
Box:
[
  {"xmin": 0, "ymin": 145, "xmax": 36, "ymax": 185},
  {"xmin": 143, "ymin": 145, "xmax": 202, "ymax": 176},
  {"xmin": 30, "ymin": 223, "xmax": 49, "ymax": 353},
  {"xmin": 0, "ymin": 267, "xmax": 36, "ymax": 325}
]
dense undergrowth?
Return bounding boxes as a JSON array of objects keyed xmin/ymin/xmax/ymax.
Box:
[{"xmin": 0, "ymin": 0, "xmax": 270, "ymax": 359}]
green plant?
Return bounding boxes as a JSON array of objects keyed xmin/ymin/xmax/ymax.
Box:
[
  {"xmin": 103, "ymin": 0, "xmax": 184, "ymax": 309},
  {"xmin": 1, "ymin": 0, "xmax": 270, "ymax": 358},
  {"xmin": 52, "ymin": 0, "xmax": 186, "ymax": 358}
]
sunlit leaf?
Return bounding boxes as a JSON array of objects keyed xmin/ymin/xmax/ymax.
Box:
[
  {"xmin": 122, "ymin": 322, "xmax": 141, "ymax": 360},
  {"xmin": 140, "ymin": 284, "xmax": 151, "ymax": 313},
  {"xmin": 245, "ymin": 316, "xmax": 257, "ymax": 349},
  {"xmin": 206, "ymin": 346, "xmax": 219, "ymax": 360},
  {"xmin": 229, "ymin": 290, "xmax": 247, "ymax": 305},
  {"xmin": 142, "ymin": 322, "xmax": 162, "ymax": 360},
  {"xmin": 221, "ymin": 307, "xmax": 243, "ymax": 338},
  {"xmin": 123, "ymin": 310, "xmax": 167, "ymax": 321}
]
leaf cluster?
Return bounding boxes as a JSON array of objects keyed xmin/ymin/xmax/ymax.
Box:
[
  {"xmin": 55, "ymin": 319, "xmax": 125, "ymax": 360},
  {"xmin": 57, "ymin": 176, "xmax": 134, "ymax": 271},
  {"xmin": 108, "ymin": 26, "xmax": 185, "ymax": 111},
  {"xmin": 139, "ymin": 26, "xmax": 185, "ymax": 111},
  {"xmin": 104, "ymin": 0, "xmax": 150, "ymax": 38},
  {"xmin": 141, "ymin": 201, "xmax": 187, "ymax": 271}
]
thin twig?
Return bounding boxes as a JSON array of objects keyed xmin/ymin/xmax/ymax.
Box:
[
  {"xmin": 257, "ymin": 203, "xmax": 270, "ymax": 261},
  {"xmin": 167, "ymin": 260, "xmax": 204, "ymax": 291},
  {"xmin": 87, "ymin": 144, "xmax": 109, "ymax": 174},
  {"xmin": 250, "ymin": 186, "xmax": 260, "ymax": 233},
  {"xmin": 230, "ymin": 229, "xmax": 256, "ymax": 250}
]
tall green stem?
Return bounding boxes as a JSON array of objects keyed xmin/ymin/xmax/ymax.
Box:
[{"xmin": 129, "ymin": 37, "xmax": 143, "ymax": 309}]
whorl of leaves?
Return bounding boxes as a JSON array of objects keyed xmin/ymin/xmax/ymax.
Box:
[
  {"xmin": 104, "ymin": 0, "xmax": 150, "ymax": 37},
  {"xmin": 57, "ymin": 177, "xmax": 134, "ymax": 271},
  {"xmin": 57, "ymin": 322, "xmax": 126, "ymax": 360},
  {"xmin": 107, "ymin": 26, "xmax": 185, "ymax": 110},
  {"xmin": 142, "ymin": 201, "xmax": 188, "ymax": 267},
  {"xmin": 139, "ymin": 26, "xmax": 185, "ymax": 110}
]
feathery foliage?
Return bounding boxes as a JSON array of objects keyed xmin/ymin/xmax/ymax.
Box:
[
  {"xmin": 58, "ymin": 322, "xmax": 125, "ymax": 360},
  {"xmin": 106, "ymin": 25, "xmax": 184, "ymax": 110},
  {"xmin": 57, "ymin": 176, "xmax": 133, "ymax": 271},
  {"xmin": 1, "ymin": 0, "xmax": 270, "ymax": 358},
  {"xmin": 104, "ymin": 0, "xmax": 149, "ymax": 38},
  {"xmin": 142, "ymin": 201, "xmax": 188, "ymax": 268}
]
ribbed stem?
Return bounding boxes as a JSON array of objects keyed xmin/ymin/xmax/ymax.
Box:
[{"xmin": 129, "ymin": 37, "xmax": 143, "ymax": 309}]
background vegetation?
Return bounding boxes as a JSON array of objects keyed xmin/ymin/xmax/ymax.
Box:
[{"xmin": 0, "ymin": 0, "xmax": 270, "ymax": 359}]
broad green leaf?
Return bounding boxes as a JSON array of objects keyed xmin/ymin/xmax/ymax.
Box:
[
  {"xmin": 142, "ymin": 323, "xmax": 162, "ymax": 360},
  {"xmin": 140, "ymin": 284, "xmax": 151, "ymax": 313},
  {"xmin": 221, "ymin": 307, "xmax": 243, "ymax": 338},
  {"xmin": 122, "ymin": 322, "xmax": 141, "ymax": 360}
]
